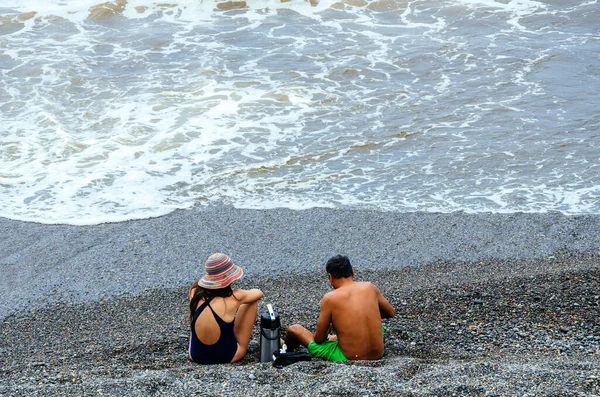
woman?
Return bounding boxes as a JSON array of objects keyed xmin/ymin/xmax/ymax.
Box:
[{"xmin": 188, "ymin": 253, "xmax": 263, "ymax": 364}]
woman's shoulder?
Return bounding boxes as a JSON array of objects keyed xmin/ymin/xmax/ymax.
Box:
[
  {"xmin": 232, "ymin": 287, "xmax": 260, "ymax": 293},
  {"xmin": 232, "ymin": 288, "xmax": 264, "ymax": 303},
  {"xmin": 231, "ymin": 288, "xmax": 248, "ymax": 297}
]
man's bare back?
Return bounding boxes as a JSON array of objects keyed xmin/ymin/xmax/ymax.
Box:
[
  {"xmin": 317, "ymin": 281, "xmax": 394, "ymax": 359},
  {"xmin": 284, "ymin": 255, "xmax": 395, "ymax": 362}
]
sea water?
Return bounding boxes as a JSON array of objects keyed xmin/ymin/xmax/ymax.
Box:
[{"xmin": 1, "ymin": 0, "xmax": 599, "ymax": 225}]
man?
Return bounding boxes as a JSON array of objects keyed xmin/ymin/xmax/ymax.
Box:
[{"xmin": 284, "ymin": 255, "xmax": 395, "ymax": 362}]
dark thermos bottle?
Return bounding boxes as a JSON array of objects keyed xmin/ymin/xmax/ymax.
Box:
[{"xmin": 259, "ymin": 303, "xmax": 281, "ymax": 362}]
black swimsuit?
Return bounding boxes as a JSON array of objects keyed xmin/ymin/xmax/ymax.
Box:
[{"xmin": 189, "ymin": 299, "xmax": 238, "ymax": 364}]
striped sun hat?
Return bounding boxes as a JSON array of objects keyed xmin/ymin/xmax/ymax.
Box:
[{"xmin": 198, "ymin": 253, "xmax": 243, "ymax": 289}]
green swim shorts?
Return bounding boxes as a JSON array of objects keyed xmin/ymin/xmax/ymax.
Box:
[
  {"xmin": 307, "ymin": 325, "xmax": 385, "ymax": 362},
  {"xmin": 307, "ymin": 339, "xmax": 348, "ymax": 362}
]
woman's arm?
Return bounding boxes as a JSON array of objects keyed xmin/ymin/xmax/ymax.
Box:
[{"xmin": 235, "ymin": 288, "xmax": 264, "ymax": 304}]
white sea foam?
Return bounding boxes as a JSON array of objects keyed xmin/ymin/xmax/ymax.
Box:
[{"xmin": 1, "ymin": 0, "xmax": 598, "ymax": 224}]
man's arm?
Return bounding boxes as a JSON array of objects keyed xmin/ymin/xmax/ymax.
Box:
[
  {"xmin": 313, "ymin": 295, "xmax": 333, "ymax": 344},
  {"xmin": 376, "ymin": 287, "xmax": 395, "ymax": 319}
]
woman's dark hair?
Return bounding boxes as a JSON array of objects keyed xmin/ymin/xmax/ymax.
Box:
[
  {"xmin": 325, "ymin": 255, "xmax": 353, "ymax": 279},
  {"xmin": 188, "ymin": 283, "xmax": 234, "ymax": 323}
]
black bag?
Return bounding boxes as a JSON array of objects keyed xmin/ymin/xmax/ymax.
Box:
[{"xmin": 272, "ymin": 350, "xmax": 311, "ymax": 369}]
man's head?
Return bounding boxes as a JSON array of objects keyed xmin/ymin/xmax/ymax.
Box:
[{"xmin": 325, "ymin": 255, "xmax": 353, "ymax": 279}]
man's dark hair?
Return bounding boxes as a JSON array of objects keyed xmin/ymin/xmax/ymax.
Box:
[{"xmin": 325, "ymin": 255, "xmax": 353, "ymax": 279}]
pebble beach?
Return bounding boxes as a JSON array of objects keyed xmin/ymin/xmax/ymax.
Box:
[{"xmin": 1, "ymin": 207, "xmax": 599, "ymax": 396}]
